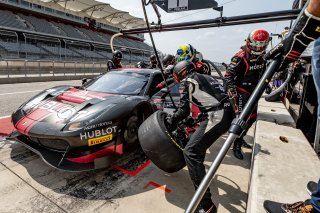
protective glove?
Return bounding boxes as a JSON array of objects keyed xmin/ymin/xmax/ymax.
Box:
[
  {"xmin": 183, "ymin": 116, "xmax": 196, "ymax": 127},
  {"xmin": 165, "ymin": 114, "xmax": 177, "ymax": 132},
  {"xmin": 264, "ymin": 8, "xmax": 320, "ymax": 70},
  {"xmin": 164, "ymin": 65, "xmax": 174, "ymax": 76}
]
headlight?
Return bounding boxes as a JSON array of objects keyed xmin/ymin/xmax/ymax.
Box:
[
  {"xmin": 64, "ymin": 121, "xmax": 85, "ymax": 131},
  {"xmin": 63, "ymin": 103, "xmax": 116, "ymax": 132},
  {"xmin": 63, "ymin": 111, "xmax": 92, "ymax": 131}
]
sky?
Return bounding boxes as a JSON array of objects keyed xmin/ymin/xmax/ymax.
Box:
[{"xmin": 99, "ymin": 0, "xmax": 296, "ymax": 63}]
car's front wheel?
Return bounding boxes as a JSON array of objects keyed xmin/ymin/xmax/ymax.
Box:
[{"xmin": 124, "ymin": 114, "xmax": 139, "ymax": 145}]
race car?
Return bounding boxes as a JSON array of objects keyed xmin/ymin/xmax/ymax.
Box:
[{"xmin": 10, "ymin": 68, "xmax": 168, "ymax": 171}]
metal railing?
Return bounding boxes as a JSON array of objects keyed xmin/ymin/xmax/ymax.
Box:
[{"xmin": 0, "ymin": 58, "xmax": 110, "ymax": 78}]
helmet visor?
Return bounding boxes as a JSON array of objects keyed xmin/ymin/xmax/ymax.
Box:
[
  {"xmin": 173, "ymin": 68, "xmax": 187, "ymax": 83},
  {"xmin": 176, "ymin": 49, "xmax": 184, "ymax": 56}
]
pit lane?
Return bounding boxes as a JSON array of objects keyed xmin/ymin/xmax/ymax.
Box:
[{"xmin": 0, "ymin": 80, "xmax": 251, "ymax": 213}]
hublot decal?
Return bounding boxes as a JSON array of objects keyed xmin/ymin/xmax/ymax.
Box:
[{"xmin": 80, "ymin": 126, "xmax": 117, "ymax": 140}]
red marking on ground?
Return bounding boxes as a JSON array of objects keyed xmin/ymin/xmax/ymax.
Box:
[
  {"xmin": 144, "ymin": 181, "xmax": 172, "ymax": 193},
  {"xmin": 67, "ymin": 144, "xmax": 123, "ymax": 164},
  {"xmin": 0, "ymin": 117, "xmax": 15, "ymax": 136},
  {"xmin": 112, "ymin": 159, "xmax": 151, "ymax": 177}
]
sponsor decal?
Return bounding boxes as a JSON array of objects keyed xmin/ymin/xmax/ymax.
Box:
[
  {"xmin": 249, "ymin": 64, "xmax": 264, "ymax": 71},
  {"xmin": 84, "ymin": 121, "xmax": 113, "ymax": 130},
  {"xmin": 46, "ymin": 89, "xmax": 64, "ymax": 96},
  {"xmin": 88, "ymin": 134, "xmax": 113, "ymax": 146},
  {"xmin": 63, "ymin": 88, "xmax": 108, "ymax": 101},
  {"xmin": 224, "ymin": 102, "xmax": 231, "ymax": 108},
  {"xmin": 80, "ymin": 126, "xmax": 117, "ymax": 140},
  {"xmin": 39, "ymin": 101, "xmax": 76, "ymax": 119},
  {"xmin": 238, "ymin": 94, "xmax": 243, "ymax": 112}
]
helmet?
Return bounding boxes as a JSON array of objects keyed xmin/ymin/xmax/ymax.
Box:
[
  {"xmin": 150, "ymin": 54, "xmax": 157, "ymax": 65},
  {"xmin": 136, "ymin": 61, "xmax": 147, "ymax": 68},
  {"xmin": 246, "ymin": 29, "xmax": 270, "ymax": 55},
  {"xmin": 175, "ymin": 44, "xmax": 196, "ymax": 62},
  {"xmin": 113, "ymin": 50, "xmax": 123, "ymax": 60},
  {"xmin": 162, "ymin": 54, "xmax": 175, "ymax": 67},
  {"xmin": 173, "ymin": 60, "xmax": 195, "ymax": 83},
  {"xmin": 196, "ymin": 51, "xmax": 203, "ymax": 62}
]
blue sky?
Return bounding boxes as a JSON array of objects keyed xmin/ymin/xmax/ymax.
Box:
[{"xmin": 100, "ymin": 0, "xmax": 295, "ymax": 62}]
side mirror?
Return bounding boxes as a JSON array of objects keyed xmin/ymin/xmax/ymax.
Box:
[{"xmin": 82, "ymin": 78, "xmax": 87, "ymax": 85}]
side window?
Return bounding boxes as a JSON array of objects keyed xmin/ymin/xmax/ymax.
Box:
[
  {"xmin": 169, "ymin": 83, "xmax": 180, "ymax": 95},
  {"xmin": 149, "ymin": 73, "xmax": 163, "ymax": 91}
]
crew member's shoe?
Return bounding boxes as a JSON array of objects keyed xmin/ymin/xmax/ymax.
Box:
[
  {"xmin": 232, "ymin": 138, "xmax": 244, "ymax": 160},
  {"xmin": 263, "ymin": 200, "xmax": 314, "ymax": 213},
  {"xmin": 242, "ymin": 140, "xmax": 252, "ymax": 149},
  {"xmin": 307, "ymin": 181, "xmax": 318, "ymax": 195},
  {"xmin": 196, "ymin": 200, "xmax": 217, "ymax": 213}
]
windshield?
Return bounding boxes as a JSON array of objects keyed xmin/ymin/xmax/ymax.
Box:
[{"xmin": 85, "ymin": 71, "xmax": 149, "ymax": 95}]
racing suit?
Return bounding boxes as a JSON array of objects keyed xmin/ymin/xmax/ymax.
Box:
[
  {"xmin": 224, "ymin": 46, "xmax": 266, "ymax": 159},
  {"xmin": 107, "ymin": 59, "xmax": 122, "ymax": 71},
  {"xmin": 193, "ymin": 59, "xmax": 207, "ymax": 74},
  {"xmin": 169, "ymin": 73, "xmax": 234, "ymax": 207},
  {"xmin": 149, "ymin": 63, "xmax": 158, "ymax": 69}
]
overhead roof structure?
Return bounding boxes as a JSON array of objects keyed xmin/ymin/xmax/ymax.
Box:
[{"xmin": 38, "ymin": 0, "xmax": 146, "ymax": 29}]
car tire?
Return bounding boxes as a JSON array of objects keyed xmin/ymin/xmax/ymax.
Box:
[
  {"xmin": 138, "ymin": 110, "xmax": 186, "ymax": 173},
  {"xmin": 124, "ymin": 114, "xmax": 139, "ymax": 145},
  {"xmin": 202, "ymin": 60, "xmax": 212, "ymax": 75}
]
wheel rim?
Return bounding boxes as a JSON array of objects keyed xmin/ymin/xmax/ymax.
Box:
[{"xmin": 124, "ymin": 116, "xmax": 139, "ymax": 144}]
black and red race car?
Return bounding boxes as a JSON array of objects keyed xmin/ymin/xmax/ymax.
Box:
[{"xmin": 10, "ymin": 68, "xmax": 169, "ymax": 171}]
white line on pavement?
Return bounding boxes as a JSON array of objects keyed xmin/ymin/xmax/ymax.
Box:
[
  {"xmin": 0, "ymin": 115, "xmax": 10, "ymax": 119},
  {"xmin": 0, "ymin": 90, "xmax": 42, "ymax": 96}
]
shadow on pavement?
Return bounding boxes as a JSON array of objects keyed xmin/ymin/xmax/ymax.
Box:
[{"xmin": 4, "ymin": 132, "xmax": 251, "ymax": 212}]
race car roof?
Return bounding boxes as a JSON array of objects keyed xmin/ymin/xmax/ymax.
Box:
[{"xmin": 38, "ymin": 0, "xmax": 146, "ymax": 29}]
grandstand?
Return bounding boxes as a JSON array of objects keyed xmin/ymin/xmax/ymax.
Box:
[{"xmin": 0, "ymin": 0, "xmax": 154, "ymax": 65}]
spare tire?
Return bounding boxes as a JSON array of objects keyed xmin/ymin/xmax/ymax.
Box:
[{"xmin": 138, "ymin": 110, "xmax": 186, "ymax": 173}]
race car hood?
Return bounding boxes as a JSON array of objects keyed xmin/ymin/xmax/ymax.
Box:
[{"xmin": 12, "ymin": 86, "xmax": 133, "ymax": 136}]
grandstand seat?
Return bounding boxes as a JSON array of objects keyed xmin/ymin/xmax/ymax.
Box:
[
  {"xmin": 62, "ymin": 48, "xmax": 81, "ymax": 59},
  {"xmin": 0, "ymin": 10, "xmax": 28, "ymax": 30},
  {"xmin": 0, "ymin": 40, "xmax": 20, "ymax": 53},
  {"xmin": 72, "ymin": 49, "xmax": 104, "ymax": 60},
  {"xmin": 0, "ymin": 9, "xmax": 153, "ymax": 61},
  {"xmin": 54, "ymin": 22, "xmax": 88, "ymax": 40},
  {"xmin": 41, "ymin": 46, "xmax": 61, "ymax": 56},
  {"xmin": 77, "ymin": 28, "xmax": 105, "ymax": 43},
  {"xmin": 18, "ymin": 13, "xmax": 61, "ymax": 35}
]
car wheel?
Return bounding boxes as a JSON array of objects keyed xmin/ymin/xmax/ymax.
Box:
[
  {"xmin": 138, "ymin": 110, "xmax": 186, "ymax": 173},
  {"xmin": 124, "ymin": 114, "xmax": 139, "ymax": 145},
  {"xmin": 202, "ymin": 60, "xmax": 212, "ymax": 75}
]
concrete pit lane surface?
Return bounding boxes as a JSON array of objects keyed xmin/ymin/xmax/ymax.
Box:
[{"xmin": 0, "ymin": 80, "xmax": 251, "ymax": 213}]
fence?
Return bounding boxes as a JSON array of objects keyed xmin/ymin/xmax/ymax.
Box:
[
  {"xmin": 0, "ymin": 30, "xmax": 153, "ymax": 63},
  {"xmin": 0, "ymin": 59, "xmax": 109, "ymax": 78}
]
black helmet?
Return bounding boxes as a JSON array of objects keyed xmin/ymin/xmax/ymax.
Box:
[
  {"xmin": 173, "ymin": 60, "xmax": 195, "ymax": 83},
  {"xmin": 150, "ymin": 54, "xmax": 157, "ymax": 64},
  {"xmin": 113, "ymin": 50, "xmax": 123, "ymax": 60},
  {"xmin": 136, "ymin": 61, "xmax": 147, "ymax": 68},
  {"xmin": 162, "ymin": 54, "xmax": 175, "ymax": 66}
]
